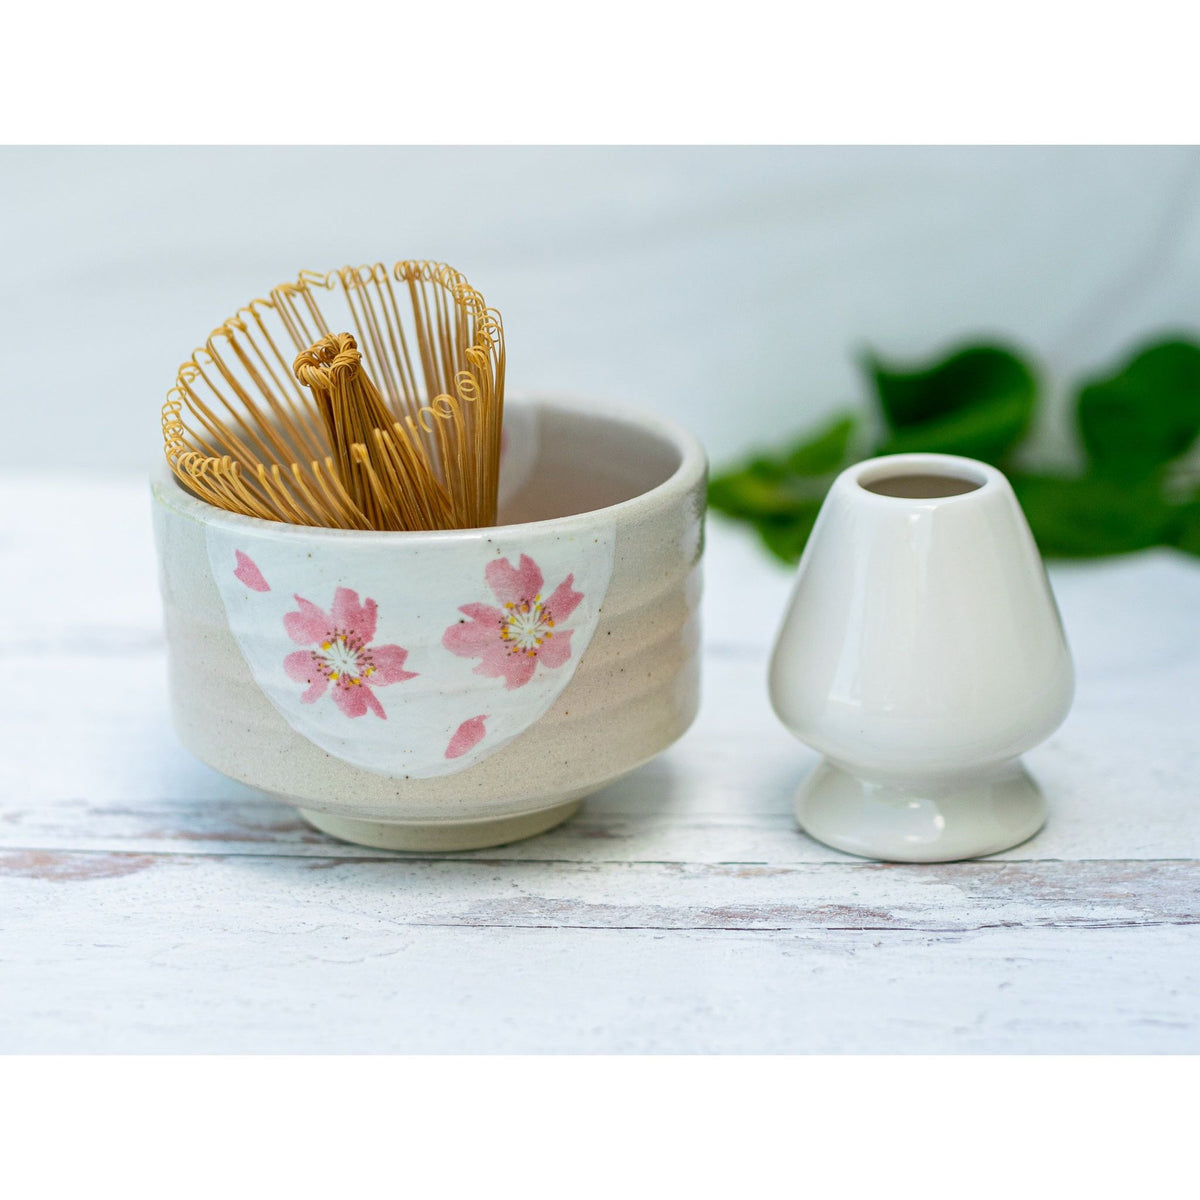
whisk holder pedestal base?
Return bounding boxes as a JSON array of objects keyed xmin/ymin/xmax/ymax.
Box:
[{"xmin": 795, "ymin": 758, "xmax": 1047, "ymax": 863}]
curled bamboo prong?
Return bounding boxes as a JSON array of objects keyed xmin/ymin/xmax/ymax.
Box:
[{"xmin": 161, "ymin": 260, "xmax": 505, "ymax": 531}]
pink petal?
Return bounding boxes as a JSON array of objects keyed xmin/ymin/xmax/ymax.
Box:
[
  {"xmin": 445, "ymin": 714, "xmax": 488, "ymax": 759},
  {"xmin": 331, "ymin": 587, "xmax": 377, "ymax": 644},
  {"xmin": 498, "ymin": 653, "xmax": 537, "ymax": 689},
  {"xmin": 485, "ymin": 554, "xmax": 544, "ymax": 605},
  {"xmin": 284, "ymin": 650, "xmax": 327, "ymax": 704},
  {"xmin": 471, "ymin": 642, "xmax": 538, "ymax": 690},
  {"xmin": 361, "ymin": 686, "xmax": 387, "ymax": 719},
  {"xmin": 369, "ymin": 644, "xmax": 417, "ymax": 686},
  {"xmin": 470, "ymin": 638, "xmax": 521, "ymax": 683},
  {"xmin": 442, "ymin": 604, "xmax": 504, "ymax": 657},
  {"xmin": 233, "ymin": 550, "xmax": 270, "ymax": 592},
  {"xmin": 544, "ymin": 573, "xmax": 583, "ymax": 623},
  {"xmin": 537, "ymin": 628, "xmax": 574, "ymax": 669},
  {"xmin": 332, "ymin": 682, "xmax": 370, "ymax": 719},
  {"xmin": 284, "ymin": 595, "xmax": 332, "ymax": 645}
]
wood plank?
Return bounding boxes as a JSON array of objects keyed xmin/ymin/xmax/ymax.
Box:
[
  {"xmin": 3, "ymin": 642, "xmax": 1199, "ymax": 862},
  {"xmin": 2, "ymin": 850, "xmax": 1196, "ymax": 930},
  {"xmin": 11, "ymin": 927, "xmax": 1198, "ymax": 1054},
  {"xmin": 1, "ymin": 852, "xmax": 1196, "ymax": 1052}
]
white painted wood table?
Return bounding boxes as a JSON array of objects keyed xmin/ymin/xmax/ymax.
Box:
[{"xmin": 2, "ymin": 475, "xmax": 1198, "ymax": 1053}]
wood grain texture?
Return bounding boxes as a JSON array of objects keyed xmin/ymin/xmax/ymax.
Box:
[
  {"xmin": 1, "ymin": 476, "xmax": 1198, "ymax": 1052},
  {"xmin": 3, "ymin": 850, "xmax": 1197, "ymax": 930},
  {"xmin": 4, "ymin": 852, "xmax": 1197, "ymax": 1053}
]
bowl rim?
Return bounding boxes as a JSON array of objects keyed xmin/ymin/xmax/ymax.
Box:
[{"xmin": 152, "ymin": 392, "xmax": 708, "ymax": 543}]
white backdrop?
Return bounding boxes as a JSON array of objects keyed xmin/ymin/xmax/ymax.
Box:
[{"xmin": 4, "ymin": 146, "xmax": 1199, "ymax": 473}]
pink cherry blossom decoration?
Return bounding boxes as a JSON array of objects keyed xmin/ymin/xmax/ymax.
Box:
[
  {"xmin": 234, "ymin": 550, "xmax": 270, "ymax": 592},
  {"xmin": 442, "ymin": 553, "xmax": 583, "ymax": 690},
  {"xmin": 446, "ymin": 714, "xmax": 488, "ymax": 759},
  {"xmin": 283, "ymin": 586, "xmax": 416, "ymax": 719}
]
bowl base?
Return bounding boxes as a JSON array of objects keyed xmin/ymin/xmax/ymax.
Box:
[
  {"xmin": 795, "ymin": 759, "xmax": 1046, "ymax": 863},
  {"xmin": 299, "ymin": 798, "xmax": 583, "ymax": 852}
]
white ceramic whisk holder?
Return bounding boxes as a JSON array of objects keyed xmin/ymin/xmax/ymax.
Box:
[{"xmin": 769, "ymin": 453, "xmax": 1073, "ymax": 863}]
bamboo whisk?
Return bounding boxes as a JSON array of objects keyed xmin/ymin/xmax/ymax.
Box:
[{"xmin": 162, "ymin": 261, "xmax": 506, "ymax": 531}]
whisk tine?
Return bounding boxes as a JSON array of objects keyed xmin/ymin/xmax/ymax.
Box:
[{"xmin": 163, "ymin": 260, "xmax": 505, "ymax": 532}]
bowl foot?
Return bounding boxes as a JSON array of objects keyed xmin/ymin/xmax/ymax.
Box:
[
  {"xmin": 795, "ymin": 759, "xmax": 1046, "ymax": 863},
  {"xmin": 299, "ymin": 798, "xmax": 583, "ymax": 852}
]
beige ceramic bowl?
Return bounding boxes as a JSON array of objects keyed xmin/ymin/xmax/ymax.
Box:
[{"xmin": 152, "ymin": 396, "xmax": 706, "ymax": 850}]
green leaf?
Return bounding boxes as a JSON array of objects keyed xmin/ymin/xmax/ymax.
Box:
[
  {"xmin": 1077, "ymin": 339, "xmax": 1200, "ymax": 480},
  {"xmin": 708, "ymin": 414, "xmax": 857, "ymax": 564},
  {"xmin": 868, "ymin": 345, "xmax": 1037, "ymax": 465},
  {"xmin": 1167, "ymin": 497, "xmax": 1200, "ymax": 557},
  {"xmin": 710, "ymin": 337, "xmax": 1200, "ymax": 569},
  {"xmin": 708, "ymin": 414, "xmax": 857, "ymax": 520},
  {"xmin": 708, "ymin": 459, "xmax": 812, "ymax": 519},
  {"xmin": 1010, "ymin": 472, "xmax": 1176, "ymax": 558},
  {"xmin": 787, "ymin": 414, "xmax": 857, "ymax": 475},
  {"xmin": 755, "ymin": 504, "xmax": 823, "ymax": 565},
  {"xmin": 877, "ymin": 388, "xmax": 1034, "ymax": 463}
]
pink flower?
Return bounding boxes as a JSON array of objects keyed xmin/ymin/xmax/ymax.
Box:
[
  {"xmin": 283, "ymin": 586, "xmax": 416, "ymax": 719},
  {"xmin": 442, "ymin": 554, "xmax": 583, "ymax": 690}
]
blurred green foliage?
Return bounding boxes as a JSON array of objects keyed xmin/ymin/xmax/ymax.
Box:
[{"xmin": 708, "ymin": 337, "xmax": 1200, "ymax": 564}]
